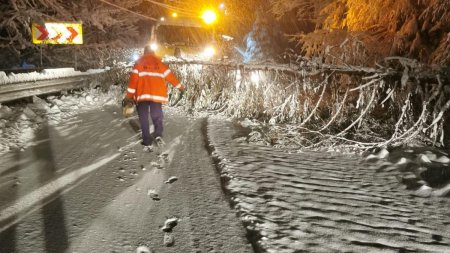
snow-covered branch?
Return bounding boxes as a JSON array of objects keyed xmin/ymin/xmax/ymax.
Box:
[{"xmin": 167, "ymin": 57, "xmax": 450, "ymax": 150}]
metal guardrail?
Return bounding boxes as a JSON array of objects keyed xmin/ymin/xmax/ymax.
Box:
[
  {"xmin": 0, "ymin": 68, "xmax": 45, "ymax": 75},
  {"xmin": 0, "ymin": 74, "xmax": 99, "ymax": 103}
]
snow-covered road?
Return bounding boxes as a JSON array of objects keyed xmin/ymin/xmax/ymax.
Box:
[
  {"xmin": 0, "ymin": 105, "xmax": 252, "ymax": 252},
  {"xmin": 208, "ymin": 119, "xmax": 450, "ymax": 253}
]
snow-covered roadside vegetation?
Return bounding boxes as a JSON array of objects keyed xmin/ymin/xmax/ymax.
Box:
[{"xmin": 167, "ymin": 59, "xmax": 450, "ymax": 152}]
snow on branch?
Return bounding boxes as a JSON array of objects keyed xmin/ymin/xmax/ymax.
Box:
[{"xmin": 166, "ymin": 57, "xmax": 450, "ymax": 151}]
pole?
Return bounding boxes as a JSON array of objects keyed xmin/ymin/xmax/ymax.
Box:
[
  {"xmin": 40, "ymin": 45, "xmax": 43, "ymax": 68},
  {"xmin": 74, "ymin": 48, "xmax": 78, "ymax": 70}
]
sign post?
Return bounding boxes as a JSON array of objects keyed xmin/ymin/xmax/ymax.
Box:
[
  {"xmin": 40, "ymin": 45, "xmax": 43, "ymax": 68},
  {"xmin": 74, "ymin": 49, "xmax": 78, "ymax": 70}
]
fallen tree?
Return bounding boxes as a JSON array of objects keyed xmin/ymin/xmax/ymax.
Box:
[{"xmin": 165, "ymin": 58, "xmax": 450, "ymax": 151}]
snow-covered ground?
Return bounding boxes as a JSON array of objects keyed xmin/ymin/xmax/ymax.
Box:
[
  {"xmin": 208, "ymin": 119, "xmax": 450, "ymax": 252},
  {"xmin": 0, "ymin": 67, "xmax": 118, "ymax": 153},
  {"xmin": 0, "ymin": 87, "xmax": 121, "ymax": 154}
]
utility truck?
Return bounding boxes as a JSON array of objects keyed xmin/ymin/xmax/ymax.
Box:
[{"xmin": 149, "ymin": 9, "xmax": 232, "ymax": 60}]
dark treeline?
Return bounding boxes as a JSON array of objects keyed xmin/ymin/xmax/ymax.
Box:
[{"xmin": 1, "ymin": 0, "xmax": 449, "ymax": 68}]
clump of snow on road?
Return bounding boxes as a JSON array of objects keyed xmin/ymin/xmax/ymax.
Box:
[
  {"xmin": 136, "ymin": 245, "xmax": 152, "ymax": 253},
  {"xmin": 0, "ymin": 86, "xmax": 122, "ymax": 154}
]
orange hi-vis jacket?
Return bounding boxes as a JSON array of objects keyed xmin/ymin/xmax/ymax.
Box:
[{"xmin": 126, "ymin": 54, "xmax": 183, "ymax": 104}]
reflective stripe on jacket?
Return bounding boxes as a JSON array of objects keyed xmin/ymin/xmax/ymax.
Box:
[{"xmin": 126, "ymin": 54, "xmax": 182, "ymax": 103}]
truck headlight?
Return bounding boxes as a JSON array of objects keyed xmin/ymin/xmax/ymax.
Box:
[
  {"xmin": 150, "ymin": 43, "xmax": 158, "ymax": 51},
  {"xmin": 202, "ymin": 46, "xmax": 216, "ymax": 59}
]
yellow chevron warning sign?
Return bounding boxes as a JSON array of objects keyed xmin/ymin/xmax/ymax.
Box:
[{"xmin": 32, "ymin": 22, "xmax": 83, "ymax": 44}]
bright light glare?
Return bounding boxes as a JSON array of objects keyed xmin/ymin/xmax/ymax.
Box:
[
  {"xmin": 202, "ymin": 46, "xmax": 216, "ymax": 59},
  {"xmin": 132, "ymin": 54, "xmax": 139, "ymax": 61},
  {"xmin": 202, "ymin": 10, "xmax": 217, "ymax": 24},
  {"xmin": 251, "ymin": 72, "xmax": 260, "ymax": 84},
  {"xmin": 219, "ymin": 3, "xmax": 225, "ymax": 9},
  {"xmin": 172, "ymin": 12, "xmax": 178, "ymax": 18},
  {"xmin": 150, "ymin": 43, "xmax": 158, "ymax": 51},
  {"xmin": 160, "ymin": 17, "xmax": 165, "ymax": 21}
]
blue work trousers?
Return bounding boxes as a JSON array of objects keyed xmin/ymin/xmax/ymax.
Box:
[{"xmin": 136, "ymin": 101, "xmax": 163, "ymax": 146}]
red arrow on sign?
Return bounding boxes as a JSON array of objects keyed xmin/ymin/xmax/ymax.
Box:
[
  {"xmin": 36, "ymin": 25, "xmax": 49, "ymax": 40},
  {"xmin": 67, "ymin": 26, "xmax": 78, "ymax": 42}
]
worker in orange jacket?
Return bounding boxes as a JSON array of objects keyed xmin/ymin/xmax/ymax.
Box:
[{"xmin": 124, "ymin": 45, "xmax": 185, "ymax": 152}]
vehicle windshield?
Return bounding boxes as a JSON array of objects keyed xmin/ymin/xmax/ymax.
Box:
[{"xmin": 156, "ymin": 26, "xmax": 212, "ymax": 47}]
